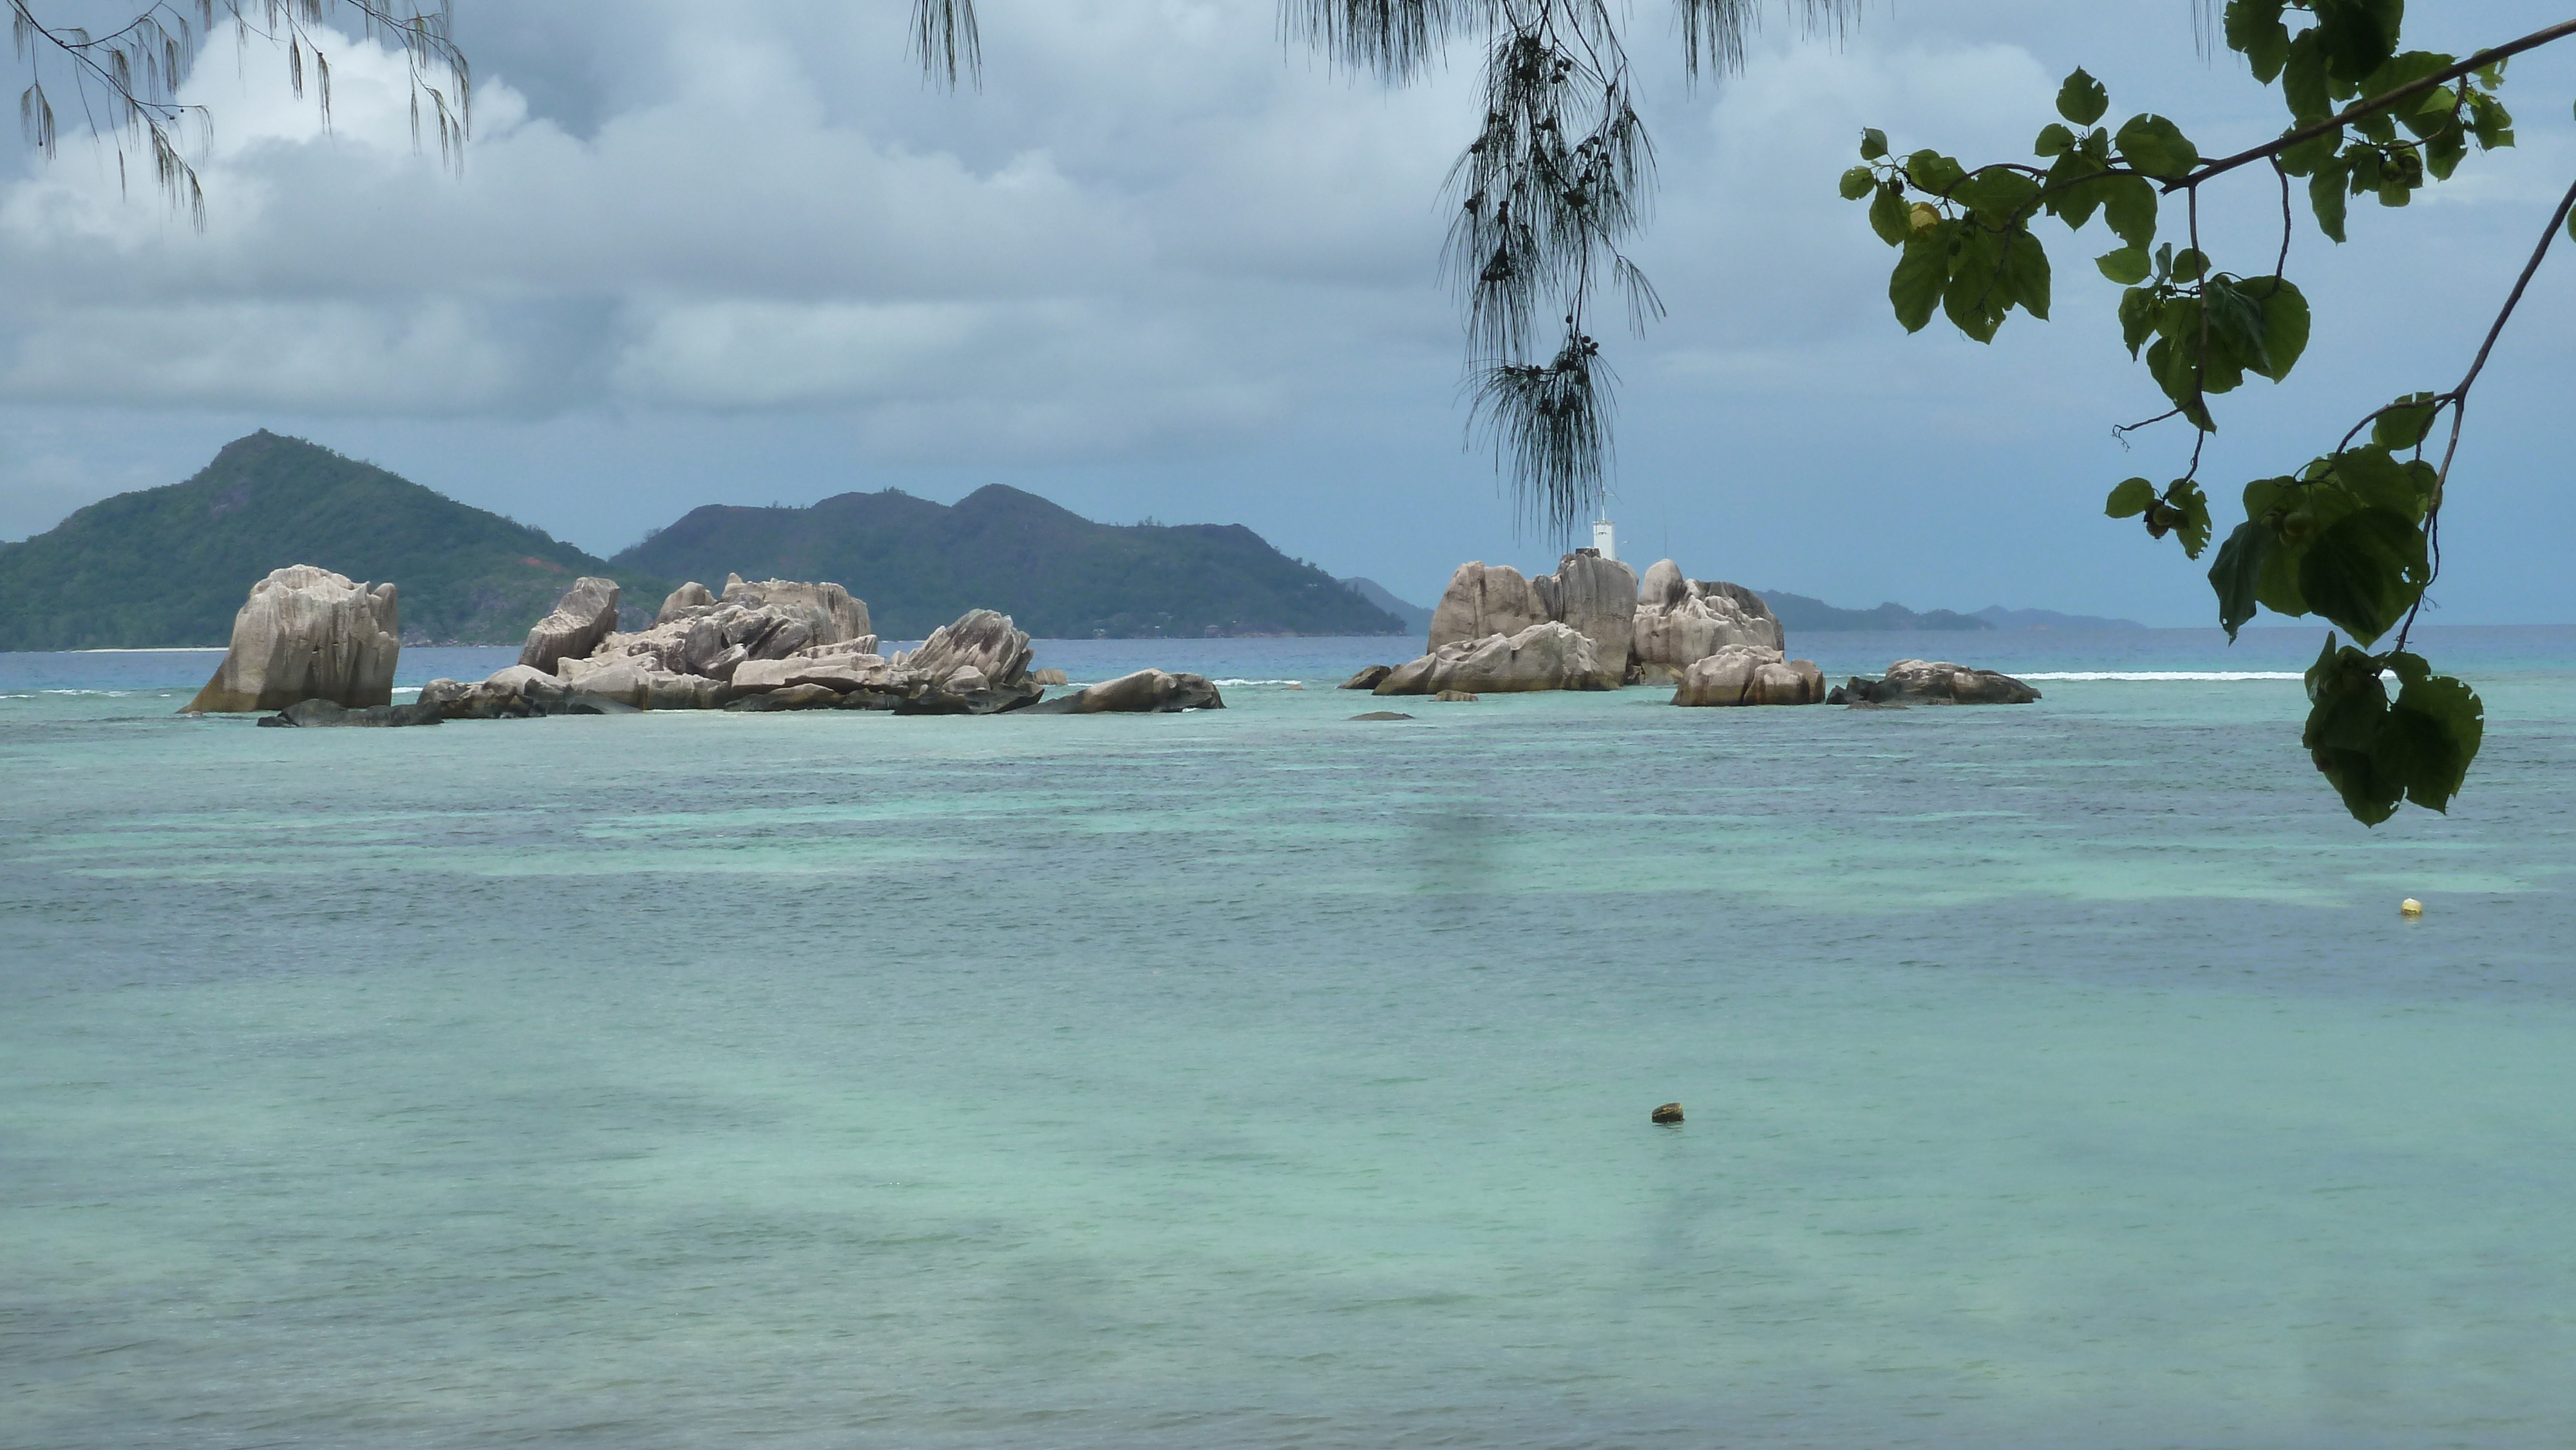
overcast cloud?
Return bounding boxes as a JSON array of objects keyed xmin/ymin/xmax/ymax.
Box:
[{"xmin": 2, "ymin": 0, "xmax": 2569, "ymax": 623}]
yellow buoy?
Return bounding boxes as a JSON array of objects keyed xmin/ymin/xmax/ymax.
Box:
[{"xmin": 2400, "ymin": 898, "xmax": 2425, "ymax": 918}]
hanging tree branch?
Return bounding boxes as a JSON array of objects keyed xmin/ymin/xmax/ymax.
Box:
[{"xmin": 9, "ymin": 0, "xmax": 471, "ymax": 227}]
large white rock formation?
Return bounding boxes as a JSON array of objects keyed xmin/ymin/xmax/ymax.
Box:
[
  {"xmin": 717, "ymin": 574, "xmax": 871, "ymax": 646},
  {"xmin": 185, "ymin": 565, "xmax": 401, "ymax": 713},
  {"xmin": 517, "ymin": 576, "xmax": 621, "ymax": 673},
  {"xmin": 1531, "ymin": 551, "xmax": 1638, "ymax": 675},
  {"xmin": 1374, "ymin": 621, "xmax": 1614, "ymax": 695},
  {"xmin": 1671, "ymin": 646, "xmax": 1825, "ymax": 706},
  {"xmin": 1631, "ymin": 559, "xmax": 1783, "ymax": 679},
  {"xmin": 1425, "ymin": 563, "xmax": 1549, "ymax": 652}
]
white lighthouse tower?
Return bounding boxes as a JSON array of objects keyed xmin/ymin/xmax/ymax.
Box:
[{"xmin": 1590, "ymin": 516, "xmax": 1617, "ymax": 561}]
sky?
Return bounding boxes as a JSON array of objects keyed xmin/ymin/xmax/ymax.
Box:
[{"xmin": 1, "ymin": 0, "xmax": 2569, "ymax": 624}]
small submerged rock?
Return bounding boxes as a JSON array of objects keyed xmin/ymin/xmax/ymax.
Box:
[
  {"xmin": 1433, "ymin": 688, "xmax": 1479, "ymax": 702},
  {"xmin": 1023, "ymin": 669, "xmax": 1226, "ymax": 715},
  {"xmin": 260, "ymin": 697, "xmax": 444, "ymax": 728},
  {"xmin": 1651, "ymin": 1102, "xmax": 1684, "ymax": 1125},
  {"xmin": 1828, "ymin": 659, "xmax": 2041, "ymax": 706}
]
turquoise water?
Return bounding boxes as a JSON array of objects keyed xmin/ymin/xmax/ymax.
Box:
[{"xmin": 6, "ymin": 627, "xmax": 2575, "ymax": 1449}]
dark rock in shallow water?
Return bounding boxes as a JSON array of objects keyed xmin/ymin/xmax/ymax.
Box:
[
  {"xmin": 1021, "ymin": 669, "xmax": 1225, "ymax": 715},
  {"xmin": 1651, "ymin": 1102, "xmax": 1685, "ymax": 1124},
  {"xmin": 727, "ymin": 683, "xmax": 845, "ymax": 712},
  {"xmin": 269, "ymin": 697, "xmax": 444, "ymax": 728},
  {"xmin": 1340, "ymin": 665, "xmax": 1395, "ymax": 691},
  {"xmin": 1832, "ymin": 659, "xmax": 2041, "ymax": 705},
  {"xmin": 1348, "ymin": 711, "xmax": 1415, "ymax": 720},
  {"xmin": 894, "ymin": 683, "xmax": 1045, "ymax": 715}
]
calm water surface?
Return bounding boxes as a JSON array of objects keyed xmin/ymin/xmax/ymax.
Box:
[{"xmin": 5, "ymin": 627, "xmax": 2574, "ymax": 1449}]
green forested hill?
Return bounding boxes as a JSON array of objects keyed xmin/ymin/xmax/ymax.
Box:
[
  {"xmin": 612, "ymin": 485, "xmax": 1405, "ymax": 639},
  {"xmin": 0, "ymin": 432, "xmax": 653, "ymax": 648}
]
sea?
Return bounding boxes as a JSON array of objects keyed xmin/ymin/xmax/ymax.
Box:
[{"xmin": 5, "ymin": 625, "xmax": 2573, "ymax": 1450}]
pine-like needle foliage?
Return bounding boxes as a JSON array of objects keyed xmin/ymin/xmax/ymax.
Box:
[
  {"xmin": 1286, "ymin": 1, "xmax": 1864, "ymax": 541},
  {"xmin": 8, "ymin": 0, "xmax": 469, "ymax": 227},
  {"xmin": 912, "ymin": 0, "xmax": 980, "ymax": 89}
]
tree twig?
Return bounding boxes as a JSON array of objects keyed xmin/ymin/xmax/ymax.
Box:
[{"xmin": 2170, "ymin": 18, "xmax": 2576, "ymax": 193}]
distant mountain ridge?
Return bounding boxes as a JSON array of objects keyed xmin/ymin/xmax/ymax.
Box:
[
  {"xmin": 1339, "ymin": 577, "xmax": 1434, "ymax": 636},
  {"xmin": 1758, "ymin": 590, "xmax": 2144, "ymax": 633},
  {"xmin": 612, "ymin": 487, "xmax": 1404, "ymax": 639},
  {"xmin": 0, "ymin": 432, "xmax": 647, "ymax": 649}
]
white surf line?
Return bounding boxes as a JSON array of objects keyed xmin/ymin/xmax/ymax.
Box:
[{"xmin": 2015, "ymin": 671, "xmax": 2306, "ymax": 681}]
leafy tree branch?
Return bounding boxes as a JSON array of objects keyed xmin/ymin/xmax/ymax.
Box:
[{"xmin": 1848, "ymin": 1, "xmax": 2575, "ymax": 825}]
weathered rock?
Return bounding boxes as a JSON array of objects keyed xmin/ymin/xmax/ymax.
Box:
[
  {"xmin": 656, "ymin": 581, "xmax": 717, "ymax": 623},
  {"xmin": 1434, "ymin": 689, "xmax": 1480, "ymax": 702},
  {"xmin": 717, "ymin": 576, "xmax": 871, "ymax": 647},
  {"xmin": 1629, "ymin": 559, "xmax": 1783, "ymax": 677},
  {"xmin": 1340, "ymin": 664, "xmax": 1396, "ymax": 691},
  {"xmin": 894, "ymin": 684, "xmax": 1048, "ymax": 716},
  {"xmin": 730, "ymin": 654, "xmax": 890, "ymax": 693},
  {"xmin": 728, "ymin": 682, "xmax": 844, "ymax": 711},
  {"xmin": 1530, "ymin": 550, "xmax": 1637, "ymax": 677},
  {"xmin": 1022, "ymin": 668, "xmax": 1227, "ymax": 714},
  {"xmin": 892, "ymin": 609, "xmax": 1034, "ymax": 691},
  {"xmin": 1426, "ymin": 563, "xmax": 1549, "ymax": 652},
  {"xmin": 562, "ymin": 659, "xmax": 655, "ymax": 709},
  {"xmin": 1830, "ymin": 659, "xmax": 2042, "ymax": 706},
  {"xmin": 268, "ymin": 697, "xmax": 444, "ymax": 727},
  {"xmin": 1651, "ymin": 1102, "xmax": 1685, "ymax": 1124},
  {"xmin": 482, "ymin": 664, "xmax": 573, "ymax": 710},
  {"xmin": 1374, "ymin": 621, "xmax": 1613, "ymax": 695},
  {"xmin": 1031, "ymin": 668, "xmax": 1070, "ymax": 686},
  {"xmin": 185, "ymin": 565, "xmax": 401, "ymax": 713},
  {"xmin": 1671, "ymin": 646, "xmax": 1825, "ymax": 706},
  {"xmin": 1349, "ymin": 711, "xmax": 1416, "ymax": 720},
  {"xmin": 646, "ymin": 671, "xmax": 728, "ymax": 710},
  {"xmin": 518, "ymin": 577, "xmax": 621, "ymax": 674}
]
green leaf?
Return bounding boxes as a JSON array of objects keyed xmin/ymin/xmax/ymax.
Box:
[
  {"xmin": 2202, "ymin": 277, "xmax": 2271, "ymax": 374},
  {"xmin": 2208, "ymin": 520, "xmax": 2271, "ymax": 637},
  {"xmin": 2283, "ymin": 31, "xmax": 2332, "ymax": 125},
  {"xmin": 2297, "ymin": 507, "xmax": 2427, "ymax": 644},
  {"xmin": 2245, "ymin": 277, "xmax": 2310, "ymax": 379},
  {"xmin": 2279, "ymin": 124, "xmax": 2343, "ymax": 175},
  {"xmin": 2384, "ymin": 661, "xmax": 2485, "ymax": 812},
  {"xmin": 1906, "ymin": 149, "xmax": 1967, "ymax": 195},
  {"xmin": 2034, "ymin": 122, "xmax": 2076, "ymax": 158},
  {"xmin": 1941, "ymin": 225, "xmax": 2011, "ymax": 341},
  {"xmin": 2106, "ymin": 477, "xmax": 2157, "ymax": 518},
  {"xmin": 2057, "ymin": 68, "xmax": 2108, "ymax": 127},
  {"xmin": 1955, "ymin": 169, "xmax": 2043, "ymax": 226},
  {"xmin": 2169, "ymin": 248, "xmax": 2210, "ymax": 283},
  {"xmin": 2311, "ymin": 0, "xmax": 2403, "ymax": 82},
  {"xmin": 2308, "ymin": 164, "xmax": 2350, "ymax": 241},
  {"xmin": 1860, "ymin": 127, "xmax": 1889, "ymax": 160},
  {"xmin": 1841, "ymin": 166, "xmax": 1877, "ymax": 201},
  {"xmin": 1999, "ymin": 228, "xmax": 2051, "ymax": 319},
  {"xmin": 2100, "ymin": 174, "xmax": 2157, "ymax": 248},
  {"xmin": 1867, "ymin": 182, "xmax": 1910, "ymax": 246},
  {"xmin": 2114, "ymin": 114, "xmax": 2201, "ymax": 179},
  {"xmin": 2368, "ymin": 393, "xmax": 2440, "ymax": 450},
  {"xmin": 2117, "ymin": 287, "xmax": 2157, "ymax": 356},
  {"xmin": 2226, "ymin": 0, "xmax": 2293, "ymax": 82},
  {"xmin": 1888, "ymin": 227, "xmax": 1954, "ymax": 333},
  {"xmin": 2332, "ymin": 446, "xmax": 2430, "ymax": 520},
  {"xmin": 2096, "ymin": 244, "xmax": 2152, "ymax": 285},
  {"xmin": 2165, "ymin": 477, "xmax": 2213, "ymax": 558},
  {"xmin": 2303, "ymin": 634, "xmax": 2403, "ymax": 825}
]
